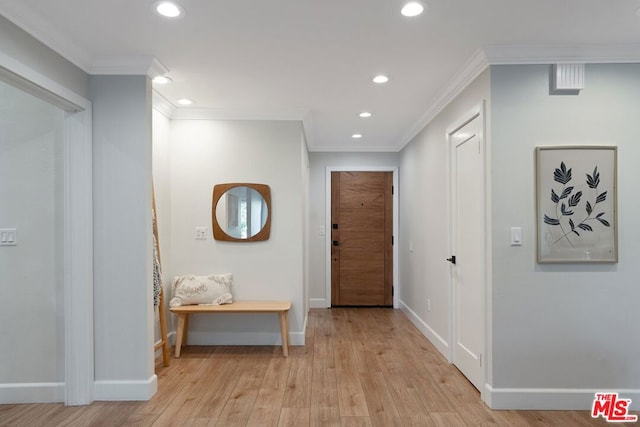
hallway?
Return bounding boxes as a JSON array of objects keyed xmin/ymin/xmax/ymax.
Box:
[{"xmin": 0, "ymin": 308, "xmax": 612, "ymax": 425}]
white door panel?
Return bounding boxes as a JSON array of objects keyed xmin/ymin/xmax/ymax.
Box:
[{"xmin": 450, "ymin": 112, "xmax": 484, "ymax": 391}]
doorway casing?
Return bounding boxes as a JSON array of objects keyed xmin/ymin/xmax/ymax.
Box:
[
  {"xmin": 446, "ymin": 101, "xmax": 491, "ymax": 404},
  {"xmin": 0, "ymin": 53, "xmax": 94, "ymax": 406}
]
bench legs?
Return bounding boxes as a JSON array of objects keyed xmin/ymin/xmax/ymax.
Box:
[
  {"xmin": 173, "ymin": 310, "xmax": 289, "ymax": 358},
  {"xmin": 278, "ymin": 310, "xmax": 289, "ymax": 357},
  {"xmin": 174, "ymin": 313, "xmax": 189, "ymax": 358}
]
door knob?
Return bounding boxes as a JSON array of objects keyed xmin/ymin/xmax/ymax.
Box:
[{"xmin": 446, "ymin": 255, "xmax": 456, "ymax": 264}]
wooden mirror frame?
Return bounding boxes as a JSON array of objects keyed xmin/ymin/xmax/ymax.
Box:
[{"xmin": 212, "ymin": 183, "xmax": 271, "ymax": 242}]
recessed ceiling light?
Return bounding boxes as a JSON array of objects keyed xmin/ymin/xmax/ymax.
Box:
[
  {"xmin": 152, "ymin": 76, "xmax": 172, "ymax": 85},
  {"xmin": 373, "ymin": 75, "xmax": 389, "ymax": 84},
  {"xmin": 401, "ymin": 1, "xmax": 424, "ymax": 17},
  {"xmin": 153, "ymin": 1, "xmax": 184, "ymax": 18},
  {"xmin": 359, "ymin": 112, "xmax": 372, "ymax": 118},
  {"xmin": 177, "ymin": 98, "xmax": 193, "ymax": 105},
  {"xmin": 352, "ymin": 134, "xmax": 363, "ymax": 139}
]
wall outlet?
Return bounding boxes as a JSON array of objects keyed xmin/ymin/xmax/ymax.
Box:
[
  {"xmin": 0, "ymin": 229, "xmax": 17, "ymax": 246},
  {"xmin": 195, "ymin": 227, "xmax": 208, "ymax": 240}
]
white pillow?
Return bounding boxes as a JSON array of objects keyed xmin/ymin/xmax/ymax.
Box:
[{"xmin": 169, "ymin": 273, "xmax": 233, "ymax": 307}]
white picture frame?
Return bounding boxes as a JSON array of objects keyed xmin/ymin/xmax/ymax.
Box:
[{"xmin": 536, "ymin": 146, "xmax": 618, "ymax": 263}]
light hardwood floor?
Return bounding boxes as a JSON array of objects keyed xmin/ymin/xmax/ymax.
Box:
[{"xmin": 0, "ymin": 308, "xmax": 621, "ymax": 426}]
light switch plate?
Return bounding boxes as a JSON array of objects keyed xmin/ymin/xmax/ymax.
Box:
[
  {"xmin": 511, "ymin": 227, "xmax": 522, "ymax": 246},
  {"xmin": 0, "ymin": 228, "xmax": 17, "ymax": 246}
]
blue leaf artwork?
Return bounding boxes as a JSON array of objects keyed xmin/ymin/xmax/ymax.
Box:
[{"xmin": 544, "ymin": 161, "xmax": 610, "ymax": 247}]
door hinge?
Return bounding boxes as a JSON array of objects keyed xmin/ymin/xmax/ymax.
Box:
[
  {"xmin": 392, "ymin": 185, "xmax": 394, "ymax": 195},
  {"xmin": 392, "ymin": 236, "xmax": 394, "ymax": 245},
  {"xmin": 392, "ymin": 286, "xmax": 394, "ymax": 297}
]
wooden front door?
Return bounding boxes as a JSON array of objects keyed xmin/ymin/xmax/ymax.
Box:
[{"xmin": 331, "ymin": 171, "xmax": 393, "ymax": 306}]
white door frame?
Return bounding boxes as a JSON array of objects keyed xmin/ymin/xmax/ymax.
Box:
[
  {"xmin": 324, "ymin": 166, "xmax": 399, "ymax": 309},
  {"xmin": 0, "ymin": 54, "xmax": 94, "ymax": 405},
  {"xmin": 446, "ymin": 101, "xmax": 490, "ymax": 402}
]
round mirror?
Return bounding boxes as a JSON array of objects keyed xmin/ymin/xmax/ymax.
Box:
[{"xmin": 212, "ymin": 183, "xmax": 271, "ymax": 242}]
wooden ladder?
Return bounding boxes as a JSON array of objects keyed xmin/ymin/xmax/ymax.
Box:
[
  {"xmin": 153, "ymin": 185, "xmax": 170, "ymax": 367},
  {"xmin": 155, "ymin": 288, "xmax": 170, "ymax": 367}
]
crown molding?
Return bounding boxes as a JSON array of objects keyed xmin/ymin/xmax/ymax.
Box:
[
  {"xmin": 396, "ymin": 43, "xmax": 640, "ymax": 152},
  {"xmin": 395, "ymin": 48, "xmax": 489, "ymax": 151},
  {"xmin": 152, "ymin": 90, "xmax": 176, "ymax": 118},
  {"xmin": 0, "ymin": 3, "xmax": 92, "ymax": 72},
  {"xmin": 147, "ymin": 58, "xmax": 170, "ymax": 79},
  {"xmin": 0, "ymin": 3, "xmax": 173, "ymax": 78},
  {"xmin": 301, "ymin": 110, "xmax": 314, "ymax": 151},
  {"xmin": 483, "ymin": 43, "xmax": 640, "ymax": 65},
  {"xmin": 89, "ymin": 56, "xmax": 169, "ymax": 78},
  {"xmin": 4, "ymin": 3, "xmax": 639, "ymax": 154}
]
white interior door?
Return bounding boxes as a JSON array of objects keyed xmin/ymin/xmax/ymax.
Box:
[{"xmin": 450, "ymin": 110, "xmax": 484, "ymax": 391}]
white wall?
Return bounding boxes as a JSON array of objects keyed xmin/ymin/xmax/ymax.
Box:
[
  {"xmin": 0, "ymin": 80, "xmax": 65, "ymax": 391},
  {"xmin": 489, "ymin": 64, "xmax": 640, "ymax": 409},
  {"xmin": 91, "ymin": 75, "xmax": 156, "ymax": 400},
  {"xmin": 152, "ymin": 108, "xmax": 173, "ymax": 347},
  {"xmin": 398, "ymin": 70, "xmax": 491, "ymax": 356},
  {"xmin": 169, "ymin": 119, "xmax": 307, "ymax": 345},
  {"xmin": 308, "ymin": 152, "xmax": 400, "ymax": 307}
]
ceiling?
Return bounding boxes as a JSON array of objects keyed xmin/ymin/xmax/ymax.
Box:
[{"xmin": 1, "ymin": 0, "xmax": 639, "ymax": 151}]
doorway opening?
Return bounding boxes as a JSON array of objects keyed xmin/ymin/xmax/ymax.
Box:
[{"xmin": 0, "ymin": 64, "xmax": 93, "ymax": 405}]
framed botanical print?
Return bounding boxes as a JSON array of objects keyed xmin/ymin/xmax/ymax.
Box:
[{"xmin": 536, "ymin": 146, "xmax": 618, "ymax": 263}]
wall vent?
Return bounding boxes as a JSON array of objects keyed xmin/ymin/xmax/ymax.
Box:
[{"xmin": 551, "ymin": 63, "xmax": 585, "ymax": 94}]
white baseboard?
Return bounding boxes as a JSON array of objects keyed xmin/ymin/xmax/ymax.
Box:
[
  {"xmin": 399, "ymin": 300, "xmax": 450, "ymax": 359},
  {"xmin": 0, "ymin": 382, "xmax": 64, "ymax": 404},
  {"xmin": 485, "ymin": 385, "xmax": 640, "ymax": 411},
  {"xmin": 94, "ymin": 375, "xmax": 157, "ymax": 401},
  {"xmin": 187, "ymin": 331, "xmax": 305, "ymax": 347},
  {"xmin": 309, "ymin": 298, "xmax": 328, "ymax": 308}
]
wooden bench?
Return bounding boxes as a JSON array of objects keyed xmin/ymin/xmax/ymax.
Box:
[{"xmin": 169, "ymin": 301, "xmax": 292, "ymax": 357}]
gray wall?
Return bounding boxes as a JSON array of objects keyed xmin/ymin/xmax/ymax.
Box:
[
  {"xmin": 398, "ymin": 70, "xmax": 490, "ymax": 355},
  {"xmin": 399, "ymin": 64, "xmax": 640, "ymax": 409},
  {"xmin": 490, "ymin": 64, "xmax": 640, "ymax": 400},
  {"xmin": 0, "ymin": 15, "xmax": 89, "ymax": 100},
  {"xmin": 91, "ymin": 75, "xmax": 155, "ymax": 398},
  {"xmin": 308, "ymin": 151, "xmax": 400, "ymax": 306}
]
